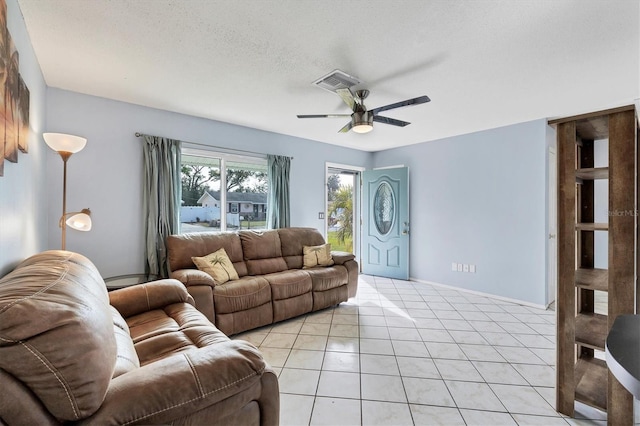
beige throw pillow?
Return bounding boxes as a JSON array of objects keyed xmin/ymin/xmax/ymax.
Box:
[
  {"xmin": 303, "ymin": 244, "xmax": 334, "ymax": 268},
  {"xmin": 192, "ymin": 248, "xmax": 239, "ymax": 284}
]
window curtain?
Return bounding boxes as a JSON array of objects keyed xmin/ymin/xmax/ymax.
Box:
[
  {"xmin": 267, "ymin": 154, "xmax": 291, "ymax": 229},
  {"xmin": 142, "ymin": 135, "xmax": 181, "ymax": 278}
]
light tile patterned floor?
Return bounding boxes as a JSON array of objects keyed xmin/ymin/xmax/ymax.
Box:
[{"xmin": 233, "ymin": 275, "xmax": 634, "ymax": 425}]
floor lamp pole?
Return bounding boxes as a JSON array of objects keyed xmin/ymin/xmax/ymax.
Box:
[{"xmin": 59, "ymin": 152, "xmax": 72, "ymax": 250}]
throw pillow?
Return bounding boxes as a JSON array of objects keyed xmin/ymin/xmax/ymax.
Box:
[
  {"xmin": 303, "ymin": 243, "xmax": 334, "ymax": 268},
  {"xmin": 192, "ymin": 248, "xmax": 239, "ymax": 284}
]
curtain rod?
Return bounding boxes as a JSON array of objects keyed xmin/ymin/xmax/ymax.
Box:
[{"xmin": 134, "ymin": 132, "xmax": 293, "ymax": 159}]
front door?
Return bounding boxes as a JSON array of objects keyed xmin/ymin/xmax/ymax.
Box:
[{"xmin": 362, "ymin": 167, "xmax": 409, "ymax": 279}]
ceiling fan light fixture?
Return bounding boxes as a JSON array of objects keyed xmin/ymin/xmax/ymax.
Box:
[
  {"xmin": 352, "ymin": 111, "xmax": 373, "ymax": 134},
  {"xmin": 352, "ymin": 123, "xmax": 373, "ymax": 133}
]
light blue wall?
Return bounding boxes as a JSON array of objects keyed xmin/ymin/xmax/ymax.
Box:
[
  {"xmin": 45, "ymin": 88, "xmax": 372, "ymax": 277},
  {"xmin": 0, "ymin": 0, "xmax": 48, "ymax": 276},
  {"xmin": 372, "ymin": 120, "xmax": 549, "ymax": 306}
]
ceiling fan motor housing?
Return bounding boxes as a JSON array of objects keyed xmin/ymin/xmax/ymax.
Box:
[{"xmin": 352, "ymin": 110, "xmax": 373, "ymax": 133}]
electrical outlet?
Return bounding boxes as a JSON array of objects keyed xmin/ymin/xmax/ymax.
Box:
[
  {"xmin": 470, "ymin": 265, "xmax": 476, "ymax": 273},
  {"xmin": 318, "ymin": 212, "xmax": 325, "ymax": 219},
  {"xmin": 451, "ymin": 262, "xmax": 457, "ymax": 272},
  {"xmin": 463, "ymin": 264, "xmax": 469, "ymax": 272},
  {"xmin": 457, "ymin": 263, "xmax": 463, "ymax": 272}
]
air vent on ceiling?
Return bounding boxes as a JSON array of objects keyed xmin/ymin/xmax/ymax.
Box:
[{"xmin": 313, "ymin": 69, "xmax": 362, "ymax": 93}]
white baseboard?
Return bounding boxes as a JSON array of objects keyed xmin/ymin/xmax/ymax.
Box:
[{"xmin": 409, "ymin": 277, "xmax": 549, "ymax": 311}]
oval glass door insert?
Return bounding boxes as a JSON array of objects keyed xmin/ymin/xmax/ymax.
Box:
[{"xmin": 374, "ymin": 181, "xmax": 395, "ymax": 235}]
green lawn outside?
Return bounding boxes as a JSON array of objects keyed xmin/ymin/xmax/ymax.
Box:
[
  {"xmin": 183, "ymin": 220, "xmax": 267, "ymax": 230},
  {"xmin": 327, "ymin": 231, "xmax": 353, "ymax": 253},
  {"xmin": 239, "ymin": 220, "xmax": 267, "ymax": 229}
]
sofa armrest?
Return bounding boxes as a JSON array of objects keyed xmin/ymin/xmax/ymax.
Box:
[
  {"xmin": 78, "ymin": 340, "xmax": 275, "ymax": 425},
  {"xmin": 331, "ymin": 251, "xmax": 356, "ymax": 265},
  {"xmin": 108, "ymin": 279, "xmax": 195, "ymax": 318},
  {"xmin": 171, "ymin": 268, "xmax": 216, "ymax": 288},
  {"xmin": 170, "ymin": 269, "xmax": 217, "ymax": 323}
]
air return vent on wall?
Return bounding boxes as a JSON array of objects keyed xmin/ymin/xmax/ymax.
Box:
[{"xmin": 313, "ymin": 69, "xmax": 362, "ymax": 93}]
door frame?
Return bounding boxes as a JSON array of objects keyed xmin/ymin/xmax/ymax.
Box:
[
  {"xmin": 547, "ymin": 146, "xmax": 557, "ymax": 307},
  {"xmin": 325, "ymin": 162, "xmax": 365, "ymax": 263}
]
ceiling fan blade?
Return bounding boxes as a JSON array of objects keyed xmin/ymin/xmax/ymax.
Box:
[
  {"xmin": 373, "ymin": 115, "xmax": 410, "ymax": 127},
  {"xmin": 370, "ymin": 95, "xmax": 431, "ymax": 115},
  {"xmin": 297, "ymin": 114, "xmax": 352, "ymax": 118},
  {"xmin": 336, "ymin": 88, "xmax": 356, "ymax": 111},
  {"xmin": 338, "ymin": 121, "xmax": 353, "ymax": 133}
]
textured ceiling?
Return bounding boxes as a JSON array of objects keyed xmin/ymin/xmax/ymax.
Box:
[{"xmin": 17, "ymin": 0, "xmax": 639, "ymax": 152}]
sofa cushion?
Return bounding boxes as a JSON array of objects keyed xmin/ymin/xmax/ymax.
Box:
[
  {"xmin": 303, "ymin": 243, "xmax": 334, "ymax": 268},
  {"xmin": 167, "ymin": 232, "xmax": 248, "ymax": 277},
  {"xmin": 192, "ymin": 248, "xmax": 240, "ymax": 284},
  {"xmin": 213, "ymin": 276, "xmax": 272, "ymax": 314},
  {"xmin": 278, "ymin": 227, "xmax": 326, "ymax": 269},
  {"xmin": 0, "ymin": 251, "xmax": 116, "ymax": 421},
  {"xmin": 305, "ymin": 265, "xmax": 348, "ymax": 292},
  {"xmin": 264, "ymin": 270, "xmax": 312, "ymax": 300},
  {"xmin": 126, "ymin": 302, "xmax": 230, "ymax": 365},
  {"xmin": 240, "ymin": 230, "xmax": 288, "ymax": 275}
]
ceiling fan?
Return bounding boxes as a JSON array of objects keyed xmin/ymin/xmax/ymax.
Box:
[{"xmin": 297, "ymin": 88, "xmax": 430, "ymax": 134}]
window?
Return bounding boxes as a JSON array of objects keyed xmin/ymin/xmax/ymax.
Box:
[{"xmin": 180, "ymin": 148, "xmax": 268, "ymax": 233}]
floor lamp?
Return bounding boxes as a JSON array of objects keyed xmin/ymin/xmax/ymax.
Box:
[{"xmin": 43, "ymin": 133, "xmax": 92, "ymax": 250}]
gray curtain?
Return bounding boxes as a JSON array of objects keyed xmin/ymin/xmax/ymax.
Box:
[
  {"xmin": 267, "ymin": 154, "xmax": 291, "ymax": 229},
  {"xmin": 142, "ymin": 135, "xmax": 181, "ymax": 278}
]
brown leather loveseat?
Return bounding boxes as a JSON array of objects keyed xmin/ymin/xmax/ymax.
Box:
[
  {"xmin": 167, "ymin": 227, "xmax": 358, "ymax": 335},
  {"xmin": 0, "ymin": 250, "xmax": 279, "ymax": 425}
]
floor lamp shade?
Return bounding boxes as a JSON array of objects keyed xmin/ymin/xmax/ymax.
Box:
[
  {"xmin": 43, "ymin": 133, "xmax": 87, "ymax": 153},
  {"xmin": 65, "ymin": 209, "xmax": 92, "ymax": 231}
]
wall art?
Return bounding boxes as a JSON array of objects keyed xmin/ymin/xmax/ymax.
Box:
[{"xmin": 0, "ymin": 0, "xmax": 30, "ymax": 177}]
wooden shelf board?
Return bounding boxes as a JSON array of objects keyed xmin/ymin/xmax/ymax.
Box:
[
  {"xmin": 575, "ymin": 168, "xmax": 609, "ymax": 180},
  {"xmin": 575, "ymin": 268, "xmax": 608, "ymax": 292},
  {"xmin": 575, "ymin": 313, "xmax": 607, "ymax": 351},
  {"xmin": 576, "ymin": 223, "xmax": 608, "ymax": 231},
  {"xmin": 575, "ymin": 357, "xmax": 608, "ymax": 411}
]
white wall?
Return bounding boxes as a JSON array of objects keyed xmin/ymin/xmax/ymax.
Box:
[
  {"xmin": 0, "ymin": 0, "xmax": 47, "ymax": 276},
  {"xmin": 594, "ymin": 138, "xmax": 608, "ymax": 269},
  {"xmin": 372, "ymin": 120, "xmax": 549, "ymax": 306},
  {"xmin": 45, "ymin": 88, "xmax": 372, "ymax": 277}
]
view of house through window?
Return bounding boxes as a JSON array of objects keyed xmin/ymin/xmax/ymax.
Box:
[{"xmin": 180, "ymin": 150, "xmax": 268, "ymax": 233}]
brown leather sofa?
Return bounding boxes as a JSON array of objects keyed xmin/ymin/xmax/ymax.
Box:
[
  {"xmin": 167, "ymin": 227, "xmax": 358, "ymax": 335},
  {"xmin": 0, "ymin": 250, "xmax": 279, "ymax": 425}
]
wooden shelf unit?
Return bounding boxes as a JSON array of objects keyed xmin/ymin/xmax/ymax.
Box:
[{"xmin": 552, "ymin": 105, "xmax": 637, "ymax": 425}]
